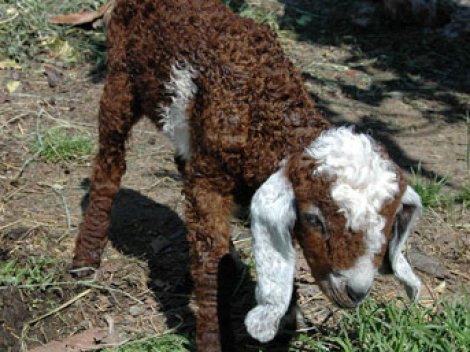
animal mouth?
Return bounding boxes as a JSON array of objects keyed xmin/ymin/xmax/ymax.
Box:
[{"xmin": 319, "ymin": 276, "xmax": 358, "ymax": 309}]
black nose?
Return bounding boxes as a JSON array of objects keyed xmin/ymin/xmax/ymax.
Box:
[{"xmin": 346, "ymin": 285, "xmax": 369, "ymax": 304}]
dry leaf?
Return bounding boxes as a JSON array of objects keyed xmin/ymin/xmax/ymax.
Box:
[
  {"xmin": 48, "ymin": 10, "xmax": 104, "ymax": 25},
  {"xmin": 42, "ymin": 38, "xmax": 78, "ymax": 62},
  {"xmin": 0, "ymin": 60, "xmax": 21, "ymax": 70},
  {"xmin": 48, "ymin": 1, "xmax": 114, "ymax": 27},
  {"xmin": 434, "ymin": 280, "xmax": 446, "ymax": 296},
  {"xmin": 29, "ymin": 327, "xmax": 121, "ymax": 352},
  {"xmin": 6, "ymin": 80, "xmax": 20, "ymax": 93}
]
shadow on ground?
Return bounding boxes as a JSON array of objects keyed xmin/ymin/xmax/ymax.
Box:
[
  {"xmin": 277, "ymin": 0, "xmax": 469, "ymax": 184},
  {"xmin": 280, "ymin": 0, "xmax": 468, "ymax": 113},
  {"xmin": 80, "ymin": 186, "xmax": 296, "ymax": 351}
]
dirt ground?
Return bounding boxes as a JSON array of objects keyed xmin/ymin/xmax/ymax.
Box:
[{"xmin": 1, "ymin": 0, "xmax": 469, "ymax": 351}]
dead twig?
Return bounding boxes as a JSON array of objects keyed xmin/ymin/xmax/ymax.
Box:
[
  {"xmin": 21, "ymin": 289, "xmax": 92, "ymax": 352},
  {"xmin": 0, "ymin": 276, "xmax": 145, "ymax": 305},
  {"xmin": 0, "ymin": 219, "xmax": 22, "ymax": 232},
  {"xmin": 14, "ymin": 108, "xmax": 45, "ymax": 180},
  {"xmin": 1, "ymin": 111, "xmax": 35, "ymax": 128},
  {"xmin": 143, "ymin": 176, "xmax": 176, "ymax": 191},
  {"xmin": 0, "ymin": 7, "xmax": 19, "ymax": 24},
  {"xmin": 41, "ymin": 108, "xmax": 92, "ymax": 135},
  {"xmin": 9, "ymin": 92, "xmax": 81, "ymax": 102},
  {"xmin": 81, "ymin": 283, "xmax": 145, "ymax": 305},
  {"xmin": 38, "ymin": 183, "xmax": 72, "ymax": 241},
  {"xmin": 449, "ymin": 269, "xmax": 470, "ymax": 281},
  {"xmin": 1, "ymin": 184, "xmax": 30, "ymax": 203}
]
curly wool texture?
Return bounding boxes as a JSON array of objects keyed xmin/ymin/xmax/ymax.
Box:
[
  {"xmin": 72, "ymin": 1, "xmax": 331, "ymax": 350},
  {"xmin": 306, "ymin": 127, "xmax": 399, "ymax": 256},
  {"xmin": 71, "ymin": 1, "xmax": 422, "ymax": 350},
  {"xmin": 305, "ymin": 127, "xmax": 401, "ymax": 295}
]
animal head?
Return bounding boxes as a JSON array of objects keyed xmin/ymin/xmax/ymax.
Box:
[{"xmin": 245, "ymin": 127, "xmax": 422, "ymax": 342}]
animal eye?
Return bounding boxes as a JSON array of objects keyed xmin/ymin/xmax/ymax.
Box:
[
  {"xmin": 303, "ymin": 213, "xmax": 321, "ymax": 226},
  {"xmin": 303, "ymin": 212, "xmax": 329, "ymax": 240}
]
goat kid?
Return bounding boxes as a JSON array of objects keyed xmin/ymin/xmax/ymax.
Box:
[{"xmin": 72, "ymin": 0, "xmax": 423, "ymax": 350}]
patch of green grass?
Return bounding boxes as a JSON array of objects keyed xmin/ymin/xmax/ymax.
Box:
[
  {"xmin": 104, "ymin": 334, "xmax": 192, "ymax": 352},
  {"xmin": 0, "ymin": 0, "xmax": 106, "ymax": 64},
  {"xmin": 455, "ymin": 183, "xmax": 470, "ymax": 209},
  {"xmin": 411, "ymin": 168, "xmax": 448, "ymax": 208},
  {"xmin": 295, "ymin": 297, "xmax": 470, "ymax": 352},
  {"xmin": 35, "ymin": 128, "xmax": 93, "ymax": 163},
  {"xmin": 411, "ymin": 166, "xmax": 470, "ymax": 209},
  {"xmin": 0, "ymin": 256, "xmax": 59, "ymax": 290}
]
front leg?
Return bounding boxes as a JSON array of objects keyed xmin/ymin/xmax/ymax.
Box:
[
  {"xmin": 185, "ymin": 175, "xmax": 235, "ymax": 352},
  {"xmin": 73, "ymin": 73, "xmax": 136, "ymax": 271}
]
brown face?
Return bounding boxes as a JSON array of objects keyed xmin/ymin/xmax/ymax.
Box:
[{"xmin": 288, "ymin": 154, "xmax": 406, "ymax": 308}]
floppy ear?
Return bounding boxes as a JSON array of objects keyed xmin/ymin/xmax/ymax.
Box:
[
  {"xmin": 244, "ymin": 168, "xmax": 297, "ymax": 343},
  {"xmin": 381, "ymin": 185, "xmax": 422, "ymax": 300}
]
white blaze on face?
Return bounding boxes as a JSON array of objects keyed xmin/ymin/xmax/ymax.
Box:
[
  {"xmin": 306, "ymin": 127, "xmax": 400, "ymax": 289},
  {"xmin": 160, "ymin": 63, "xmax": 198, "ymax": 160}
]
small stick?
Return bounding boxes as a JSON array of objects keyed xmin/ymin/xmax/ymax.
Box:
[
  {"xmin": 2, "ymin": 112, "xmax": 34, "ymax": 128},
  {"xmin": 0, "ymin": 220, "xmax": 22, "ymax": 232},
  {"xmin": 9, "ymin": 92, "xmax": 81, "ymax": 102},
  {"xmin": 2, "ymin": 184, "xmax": 30, "ymax": 203},
  {"xmin": 0, "ymin": 8, "xmax": 19, "ymax": 24},
  {"xmin": 82, "ymin": 283, "xmax": 145, "ymax": 305},
  {"xmin": 0, "ymin": 280, "xmax": 144, "ymax": 305},
  {"xmin": 449, "ymin": 269, "xmax": 470, "ymax": 281},
  {"xmin": 15, "ymin": 108, "xmax": 45, "ymax": 180},
  {"xmin": 39, "ymin": 183, "xmax": 73, "ymax": 241},
  {"xmin": 143, "ymin": 176, "xmax": 175, "ymax": 191},
  {"xmin": 21, "ymin": 289, "xmax": 92, "ymax": 352}
]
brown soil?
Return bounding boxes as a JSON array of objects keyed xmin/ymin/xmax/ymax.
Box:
[{"xmin": 0, "ymin": 1, "xmax": 469, "ymax": 351}]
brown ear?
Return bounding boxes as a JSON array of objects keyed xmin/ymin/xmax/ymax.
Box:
[{"xmin": 380, "ymin": 186, "xmax": 422, "ymax": 300}]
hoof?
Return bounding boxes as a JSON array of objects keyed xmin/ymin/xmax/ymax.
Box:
[{"xmin": 69, "ymin": 258, "xmax": 100, "ymax": 278}]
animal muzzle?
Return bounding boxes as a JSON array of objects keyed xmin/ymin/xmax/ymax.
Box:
[{"xmin": 319, "ymin": 275, "xmax": 372, "ymax": 309}]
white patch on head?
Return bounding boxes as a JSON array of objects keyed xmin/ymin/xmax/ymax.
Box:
[
  {"xmin": 245, "ymin": 167, "xmax": 296, "ymax": 343},
  {"xmin": 306, "ymin": 127, "xmax": 400, "ymax": 286},
  {"xmin": 160, "ymin": 63, "xmax": 198, "ymax": 160}
]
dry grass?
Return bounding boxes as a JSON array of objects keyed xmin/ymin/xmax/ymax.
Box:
[{"xmin": 0, "ymin": 0, "xmax": 106, "ymax": 65}]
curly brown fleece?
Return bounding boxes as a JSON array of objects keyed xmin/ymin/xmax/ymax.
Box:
[{"xmin": 70, "ymin": 1, "xmax": 385, "ymax": 351}]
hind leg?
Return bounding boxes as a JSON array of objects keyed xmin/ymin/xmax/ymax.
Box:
[{"xmin": 73, "ymin": 74, "xmax": 139, "ymax": 270}]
